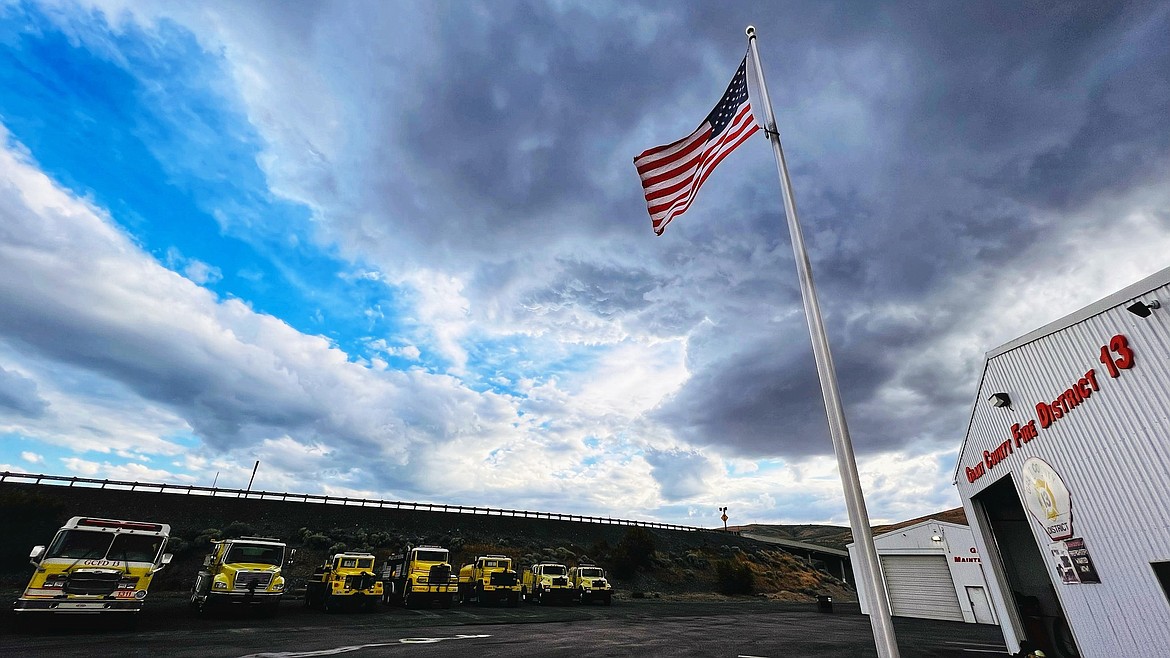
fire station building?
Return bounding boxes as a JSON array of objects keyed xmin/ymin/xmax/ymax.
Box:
[
  {"xmin": 955, "ymin": 267, "xmax": 1170, "ymax": 657},
  {"xmin": 847, "ymin": 519, "xmax": 996, "ymax": 625}
]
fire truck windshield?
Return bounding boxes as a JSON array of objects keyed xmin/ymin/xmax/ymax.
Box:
[
  {"xmin": 46, "ymin": 530, "xmax": 113, "ymax": 560},
  {"xmin": 109, "ymin": 534, "xmax": 164, "ymax": 563},
  {"xmin": 45, "ymin": 530, "xmax": 163, "ymax": 562},
  {"xmin": 226, "ymin": 544, "xmax": 284, "ymax": 566}
]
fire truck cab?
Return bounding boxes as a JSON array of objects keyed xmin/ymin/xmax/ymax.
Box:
[{"xmin": 14, "ymin": 516, "xmax": 172, "ymax": 615}]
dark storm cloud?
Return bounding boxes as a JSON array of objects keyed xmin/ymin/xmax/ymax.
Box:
[
  {"xmin": 0, "ymin": 364, "xmax": 48, "ymax": 418},
  {"xmin": 627, "ymin": 1, "xmax": 1170, "ymax": 459},
  {"xmin": 395, "ymin": 2, "xmax": 705, "ymax": 241}
]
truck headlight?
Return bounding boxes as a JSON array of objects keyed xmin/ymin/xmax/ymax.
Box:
[
  {"xmin": 213, "ymin": 581, "xmax": 228, "ymax": 590},
  {"xmin": 273, "ymin": 582, "xmax": 284, "ymax": 591},
  {"xmin": 134, "ymin": 589, "xmax": 148, "ymax": 599}
]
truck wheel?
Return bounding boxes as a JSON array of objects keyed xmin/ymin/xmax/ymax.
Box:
[
  {"xmin": 402, "ymin": 582, "xmax": 412, "ymax": 609},
  {"xmin": 323, "ymin": 594, "xmax": 336, "ymax": 614},
  {"xmin": 507, "ymin": 592, "xmax": 520, "ymax": 608},
  {"xmin": 441, "ymin": 594, "xmax": 453, "ymax": 609},
  {"xmin": 475, "ymin": 585, "xmax": 484, "ymax": 606},
  {"xmin": 603, "ymin": 593, "xmax": 612, "ymax": 606}
]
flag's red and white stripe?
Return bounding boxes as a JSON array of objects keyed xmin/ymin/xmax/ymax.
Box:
[{"xmin": 635, "ymin": 104, "xmax": 759, "ymax": 234}]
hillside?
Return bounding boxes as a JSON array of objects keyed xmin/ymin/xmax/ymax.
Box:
[
  {"xmin": 730, "ymin": 507, "xmax": 968, "ymax": 551},
  {"xmin": 0, "ymin": 482, "xmax": 854, "ymax": 603}
]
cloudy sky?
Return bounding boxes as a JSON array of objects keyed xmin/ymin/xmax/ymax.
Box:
[{"xmin": 1, "ymin": 1, "xmax": 1167, "ymax": 528}]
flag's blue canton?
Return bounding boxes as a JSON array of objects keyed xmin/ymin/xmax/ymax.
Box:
[{"xmin": 706, "ymin": 59, "xmax": 750, "ymax": 138}]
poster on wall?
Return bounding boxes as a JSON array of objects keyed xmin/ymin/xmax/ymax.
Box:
[
  {"xmin": 1065, "ymin": 537, "xmax": 1101, "ymax": 583},
  {"xmin": 1021, "ymin": 457, "xmax": 1073, "ymax": 541},
  {"xmin": 1049, "ymin": 542, "xmax": 1080, "ymax": 584},
  {"xmin": 1048, "ymin": 538, "xmax": 1101, "ymax": 585}
]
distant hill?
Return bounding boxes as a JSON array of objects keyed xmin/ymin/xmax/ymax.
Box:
[{"xmin": 729, "ymin": 507, "xmax": 968, "ymax": 551}]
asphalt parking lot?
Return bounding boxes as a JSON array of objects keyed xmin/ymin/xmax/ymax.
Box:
[{"xmin": 1, "ymin": 593, "xmax": 1007, "ymax": 657}]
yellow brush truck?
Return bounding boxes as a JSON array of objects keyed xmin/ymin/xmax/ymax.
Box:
[
  {"xmin": 14, "ymin": 516, "xmax": 172, "ymax": 615},
  {"xmin": 381, "ymin": 544, "xmax": 457, "ymax": 608},
  {"xmin": 190, "ymin": 536, "xmax": 286, "ymax": 614},
  {"xmin": 569, "ymin": 561, "xmax": 613, "ymax": 605},
  {"xmin": 521, "ymin": 562, "xmax": 573, "ymax": 604},
  {"xmin": 457, "ymin": 554, "xmax": 520, "ymax": 606},
  {"xmin": 305, "ymin": 552, "xmax": 382, "ymax": 612}
]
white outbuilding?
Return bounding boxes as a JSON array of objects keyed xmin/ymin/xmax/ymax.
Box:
[
  {"xmin": 848, "ymin": 519, "xmax": 997, "ymax": 625},
  {"xmin": 954, "ymin": 266, "xmax": 1170, "ymax": 658}
]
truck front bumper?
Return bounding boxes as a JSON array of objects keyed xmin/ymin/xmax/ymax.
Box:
[
  {"xmin": 534, "ymin": 588, "xmax": 575, "ymax": 603},
  {"xmin": 210, "ymin": 590, "xmax": 283, "ymax": 603},
  {"xmin": 14, "ymin": 598, "xmax": 143, "ymax": 614}
]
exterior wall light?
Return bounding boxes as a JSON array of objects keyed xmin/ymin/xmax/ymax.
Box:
[
  {"xmin": 1127, "ymin": 299, "xmax": 1161, "ymax": 318},
  {"xmin": 931, "ymin": 535, "xmax": 943, "ymax": 543},
  {"xmin": 988, "ymin": 392, "xmax": 1012, "ymax": 408}
]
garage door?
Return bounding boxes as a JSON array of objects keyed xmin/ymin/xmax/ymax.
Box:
[{"xmin": 880, "ymin": 555, "xmax": 964, "ymax": 622}]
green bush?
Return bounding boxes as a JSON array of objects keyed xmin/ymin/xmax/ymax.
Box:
[
  {"xmin": 611, "ymin": 527, "xmax": 656, "ymax": 579},
  {"xmin": 715, "ymin": 559, "xmax": 755, "ymax": 595},
  {"xmin": 194, "ymin": 528, "xmax": 223, "ymax": 546},
  {"xmin": 304, "ymin": 533, "xmax": 332, "ymax": 549},
  {"xmin": 164, "ymin": 537, "xmax": 190, "ymax": 555},
  {"xmin": 222, "ymin": 521, "xmax": 256, "ymax": 538}
]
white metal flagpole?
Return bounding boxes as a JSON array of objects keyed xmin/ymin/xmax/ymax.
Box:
[{"xmin": 745, "ymin": 25, "xmax": 900, "ymax": 658}]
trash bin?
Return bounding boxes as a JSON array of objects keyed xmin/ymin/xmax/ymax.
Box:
[{"xmin": 817, "ymin": 595, "xmax": 833, "ymax": 613}]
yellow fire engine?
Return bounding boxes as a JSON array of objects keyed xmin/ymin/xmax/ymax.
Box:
[
  {"xmin": 14, "ymin": 516, "xmax": 172, "ymax": 615},
  {"xmin": 190, "ymin": 536, "xmax": 287, "ymax": 614}
]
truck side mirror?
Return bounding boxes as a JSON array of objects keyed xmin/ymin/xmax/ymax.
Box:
[
  {"xmin": 29, "ymin": 545, "xmax": 45, "ymax": 564},
  {"xmin": 204, "ymin": 554, "xmax": 214, "ymax": 567},
  {"xmin": 151, "ymin": 553, "xmax": 173, "ymax": 574}
]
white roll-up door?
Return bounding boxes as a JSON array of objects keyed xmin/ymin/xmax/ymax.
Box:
[{"xmin": 879, "ymin": 555, "xmax": 964, "ymax": 622}]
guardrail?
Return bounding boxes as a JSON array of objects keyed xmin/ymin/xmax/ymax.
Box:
[{"xmin": 0, "ymin": 471, "xmax": 709, "ymax": 533}]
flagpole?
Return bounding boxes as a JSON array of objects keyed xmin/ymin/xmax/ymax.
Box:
[{"xmin": 746, "ymin": 25, "xmax": 900, "ymax": 658}]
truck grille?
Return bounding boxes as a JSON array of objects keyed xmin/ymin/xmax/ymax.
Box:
[
  {"xmin": 592, "ymin": 579, "xmax": 607, "ymax": 588},
  {"xmin": 345, "ymin": 574, "xmax": 378, "ymax": 590},
  {"xmin": 234, "ymin": 570, "xmax": 273, "ymax": 590},
  {"xmin": 428, "ymin": 565, "xmax": 451, "ymax": 584},
  {"xmin": 551, "ymin": 577, "xmax": 568, "ymax": 587},
  {"xmin": 490, "ymin": 572, "xmax": 517, "ymax": 587},
  {"xmin": 63, "ymin": 570, "xmax": 121, "ymax": 596}
]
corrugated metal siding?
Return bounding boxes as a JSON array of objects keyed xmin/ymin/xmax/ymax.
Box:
[
  {"xmin": 881, "ymin": 555, "xmax": 965, "ymax": 622},
  {"xmin": 957, "ymin": 277, "xmax": 1170, "ymax": 657}
]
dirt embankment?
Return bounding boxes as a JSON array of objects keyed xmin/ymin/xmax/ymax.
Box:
[{"xmin": 0, "ymin": 483, "xmax": 854, "ymax": 603}]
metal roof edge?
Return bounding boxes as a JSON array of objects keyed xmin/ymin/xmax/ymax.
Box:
[
  {"xmin": 953, "ymin": 354, "xmax": 993, "ymax": 486},
  {"xmin": 986, "ymin": 264, "xmax": 1170, "ymax": 360},
  {"xmin": 846, "ymin": 519, "xmax": 970, "ymax": 547},
  {"xmin": 953, "ymin": 265, "xmax": 1170, "ymax": 484}
]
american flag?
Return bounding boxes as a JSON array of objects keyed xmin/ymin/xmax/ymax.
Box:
[{"xmin": 634, "ymin": 57, "xmax": 760, "ymax": 235}]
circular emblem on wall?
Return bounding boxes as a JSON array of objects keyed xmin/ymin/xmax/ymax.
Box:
[{"xmin": 1021, "ymin": 457, "xmax": 1072, "ymax": 541}]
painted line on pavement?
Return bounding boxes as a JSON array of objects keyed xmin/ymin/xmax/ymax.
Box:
[{"xmin": 237, "ymin": 634, "xmax": 491, "ymax": 657}]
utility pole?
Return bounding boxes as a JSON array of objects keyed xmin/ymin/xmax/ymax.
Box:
[{"xmin": 244, "ymin": 460, "xmax": 259, "ymax": 497}]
